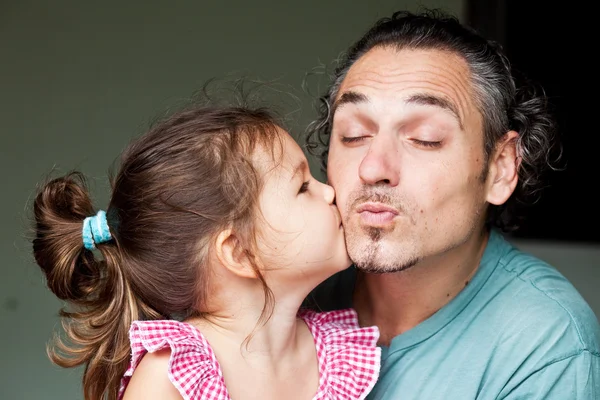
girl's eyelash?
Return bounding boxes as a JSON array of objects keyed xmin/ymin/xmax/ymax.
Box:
[{"xmin": 299, "ymin": 181, "xmax": 310, "ymax": 194}]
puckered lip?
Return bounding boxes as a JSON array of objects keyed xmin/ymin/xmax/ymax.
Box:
[{"xmin": 355, "ymin": 202, "xmax": 399, "ymax": 215}]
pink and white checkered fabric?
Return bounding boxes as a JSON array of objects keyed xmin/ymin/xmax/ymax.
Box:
[{"xmin": 118, "ymin": 308, "xmax": 380, "ymax": 400}]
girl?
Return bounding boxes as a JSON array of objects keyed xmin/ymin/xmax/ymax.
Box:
[{"xmin": 32, "ymin": 104, "xmax": 380, "ymax": 400}]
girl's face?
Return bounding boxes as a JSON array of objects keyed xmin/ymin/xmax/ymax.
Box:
[{"xmin": 254, "ymin": 131, "xmax": 350, "ymax": 293}]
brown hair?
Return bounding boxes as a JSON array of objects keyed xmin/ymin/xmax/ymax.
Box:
[{"xmin": 32, "ymin": 105, "xmax": 283, "ymax": 400}]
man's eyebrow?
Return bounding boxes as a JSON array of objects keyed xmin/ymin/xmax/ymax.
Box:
[
  {"xmin": 331, "ymin": 91, "xmax": 369, "ymax": 116},
  {"xmin": 331, "ymin": 91, "xmax": 463, "ymax": 128},
  {"xmin": 405, "ymin": 93, "xmax": 463, "ymax": 128}
]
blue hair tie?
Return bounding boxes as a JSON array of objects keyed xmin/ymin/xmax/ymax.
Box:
[{"xmin": 82, "ymin": 210, "xmax": 112, "ymax": 250}]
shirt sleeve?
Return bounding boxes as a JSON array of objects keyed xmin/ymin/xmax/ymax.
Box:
[{"xmin": 498, "ymin": 350, "xmax": 599, "ymax": 399}]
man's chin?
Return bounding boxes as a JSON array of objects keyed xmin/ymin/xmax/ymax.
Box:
[
  {"xmin": 354, "ymin": 263, "xmax": 390, "ymax": 274},
  {"xmin": 354, "ymin": 260, "xmax": 419, "ymax": 274},
  {"xmin": 348, "ymin": 242, "xmax": 420, "ymax": 274}
]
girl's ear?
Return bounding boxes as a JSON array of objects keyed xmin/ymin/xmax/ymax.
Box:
[{"xmin": 214, "ymin": 228, "xmax": 257, "ymax": 279}]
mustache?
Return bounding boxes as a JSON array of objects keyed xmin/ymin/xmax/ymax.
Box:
[{"xmin": 347, "ymin": 188, "xmax": 404, "ymax": 212}]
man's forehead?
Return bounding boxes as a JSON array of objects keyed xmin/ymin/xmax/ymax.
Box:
[
  {"xmin": 335, "ymin": 47, "xmax": 476, "ymax": 124},
  {"xmin": 340, "ymin": 46, "xmax": 470, "ymax": 84}
]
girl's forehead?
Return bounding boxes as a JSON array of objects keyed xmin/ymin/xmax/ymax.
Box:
[{"xmin": 252, "ymin": 130, "xmax": 304, "ymax": 175}]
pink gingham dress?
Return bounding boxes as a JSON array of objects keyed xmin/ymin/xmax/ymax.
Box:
[{"xmin": 118, "ymin": 308, "xmax": 380, "ymax": 400}]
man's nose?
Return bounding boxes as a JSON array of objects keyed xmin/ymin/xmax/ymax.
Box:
[{"xmin": 358, "ymin": 133, "xmax": 400, "ymax": 187}]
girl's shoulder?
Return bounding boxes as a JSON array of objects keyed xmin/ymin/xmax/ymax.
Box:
[
  {"xmin": 118, "ymin": 320, "xmax": 230, "ymax": 400},
  {"xmin": 299, "ymin": 308, "xmax": 363, "ymax": 329},
  {"xmin": 119, "ymin": 347, "xmax": 182, "ymax": 399},
  {"xmin": 298, "ymin": 308, "xmax": 382, "ymax": 400}
]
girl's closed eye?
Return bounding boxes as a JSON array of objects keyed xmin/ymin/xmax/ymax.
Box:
[{"xmin": 298, "ymin": 181, "xmax": 310, "ymax": 194}]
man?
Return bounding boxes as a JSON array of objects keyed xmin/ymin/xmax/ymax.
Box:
[{"xmin": 304, "ymin": 9, "xmax": 600, "ymax": 399}]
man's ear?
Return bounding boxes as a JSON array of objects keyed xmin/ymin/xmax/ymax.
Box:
[
  {"xmin": 485, "ymin": 130, "xmax": 520, "ymax": 205},
  {"xmin": 214, "ymin": 228, "xmax": 257, "ymax": 279}
]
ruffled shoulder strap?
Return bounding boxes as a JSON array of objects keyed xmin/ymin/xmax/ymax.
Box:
[
  {"xmin": 299, "ymin": 308, "xmax": 381, "ymax": 400},
  {"xmin": 118, "ymin": 320, "xmax": 231, "ymax": 400}
]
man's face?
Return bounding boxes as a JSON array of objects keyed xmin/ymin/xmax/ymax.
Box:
[{"xmin": 327, "ymin": 47, "xmax": 490, "ymax": 273}]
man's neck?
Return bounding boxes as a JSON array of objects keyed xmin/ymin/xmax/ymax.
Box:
[{"xmin": 353, "ymin": 229, "xmax": 490, "ymax": 346}]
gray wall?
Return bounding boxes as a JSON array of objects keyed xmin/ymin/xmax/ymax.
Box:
[{"xmin": 1, "ymin": 1, "xmax": 597, "ymax": 399}]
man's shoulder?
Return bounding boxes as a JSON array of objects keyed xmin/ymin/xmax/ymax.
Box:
[
  {"xmin": 303, "ymin": 267, "xmax": 357, "ymax": 312},
  {"xmin": 493, "ymin": 241, "xmax": 600, "ymax": 355}
]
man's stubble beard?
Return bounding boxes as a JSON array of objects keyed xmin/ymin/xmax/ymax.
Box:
[
  {"xmin": 344, "ymin": 225, "xmax": 420, "ymax": 274},
  {"xmin": 343, "ymin": 188, "xmax": 420, "ymax": 274}
]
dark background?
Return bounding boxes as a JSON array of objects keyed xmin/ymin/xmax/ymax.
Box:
[{"xmin": 468, "ymin": 0, "xmax": 597, "ymax": 243}]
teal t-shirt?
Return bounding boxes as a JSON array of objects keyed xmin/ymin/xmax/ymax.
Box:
[{"xmin": 306, "ymin": 229, "xmax": 600, "ymax": 399}]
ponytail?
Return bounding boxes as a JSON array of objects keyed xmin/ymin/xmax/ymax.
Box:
[{"xmin": 32, "ymin": 172, "xmax": 157, "ymax": 400}]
